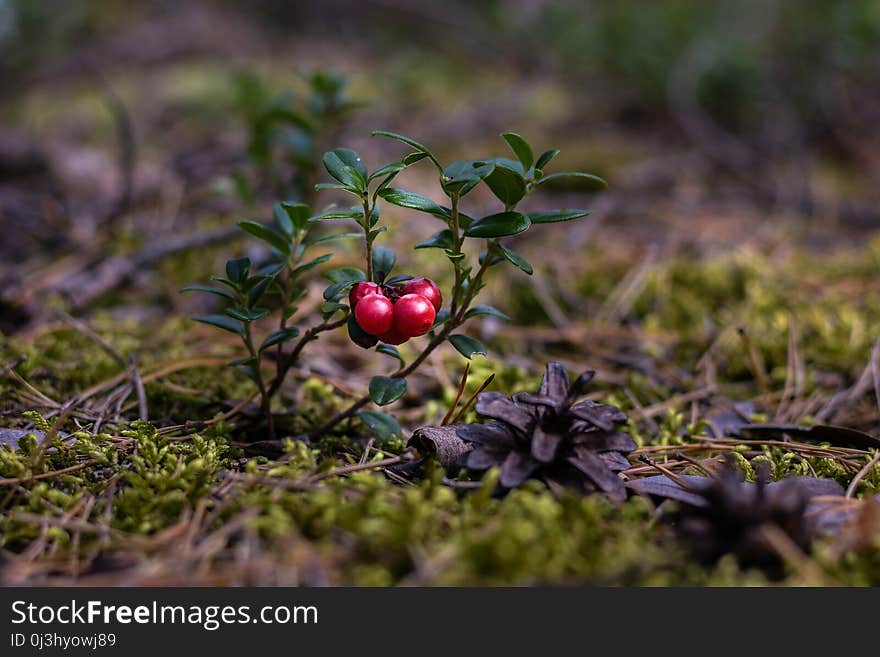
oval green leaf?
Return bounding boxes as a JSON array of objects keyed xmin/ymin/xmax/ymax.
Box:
[
  {"xmin": 180, "ymin": 285, "xmax": 236, "ymax": 301},
  {"xmin": 372, "ymin": 246, "xmax": 396, "ymax": 283},
  {"xmin": 322, "ymin": 148, "xmax": 368, "ymax": 191},
  {"xmin": 483, "ymin": 160, "xmax": 527, "ymax": 206},
  {"xmin": 371, "ymin": 130, "xmax": 441, "ymax": 171},
  {"xmin": 415, "ymin": 229, "xmax": 455, "ymax": 250},
  {"xmin": 369, "ymin": 376, "xmax": 407, "ymax": 406},
  {"xmin": 501, "ymin": 132, "xmax": 534, "ymax": 171},
  {"xmin": 225, "ymin": 307, "xmax": 270, "ymax": 322},
  {"xmin": 225, "ymin": 257, "xmax": 250, "ymax": 284},
  {"xmin": 326, "ymin": 267, "xmax": 367, "ymax": 284},
  {"xmin": 358, "ymin": 409, "xmax": 403, "ymax": 439},
  {"xmin": 259, "ymin": 327, "xmax": 301, "ymax": 351},
  {"xmin": 448, "ymin": 334, "xmax": 487, "ymax": 359},
  {"xmin": 376, "ymin": 343, "xmax": 405, "ymax": 368},
  {"xmin": 528, "ymin": 209, "xmax": 592, "ymax": 224},
  {"xmin": 238, "ymin": 221, "xmax": 290, "ymax": 255},
  {"xmin": 279, "ymin": 201, "xmax": 312, "ymax": 233},
  {"xmin": 496, "ymin": 243, "xmax": 533, "ymax": 275},
  {"xmin": 194, "ymin": 314, "xmax": 244, "ymax": 336},
  {"xmin": 464, "ymin": 305, "xmax": 511, "ymax": 321},
  {"xmin": 378, "ymin": 188, "xmax": 451, "ymax": 221},
  {"xmin": 464, "ymin": 212, "xmax": 530, "ymax": 238},
  {"xmin": 291, "ymin": 253, "xmax": 333, "ymax": 276},
  {"xmin": 534, "ymin": 148, "xmax": 560, "ymax": 171},
  {"xmin": 534, "ymin": 171, "xmax": 607, "ymax": 191}
]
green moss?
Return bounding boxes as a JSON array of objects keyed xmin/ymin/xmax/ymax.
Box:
[{"xmin": 3, "ymin": 230, "xmax": 880, "ymax": 586}]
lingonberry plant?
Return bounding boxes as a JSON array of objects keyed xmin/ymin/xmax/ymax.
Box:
[
  {"xmin": 182, "ymin": 202, "xmax": 356, "ymax": 438},
  {"xmin": 184, "ymin": 130, "xmax": 605, "ymax": 442}
]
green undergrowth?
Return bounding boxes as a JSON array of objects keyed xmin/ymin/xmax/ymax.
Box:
[
  {"xmin": 1, "ymin": 409, "xmax": 878, "ymax": 585},
  {"xmin": 631, "ymin": 245, "xmax": 880, "ymax": 381},
  {"xmin": 500, "ymin": 237, "xmax": 880, "ymax": 388},
  {"xmin": 3, "ymin": 236, "xmax": 880, "ymax": 585}
]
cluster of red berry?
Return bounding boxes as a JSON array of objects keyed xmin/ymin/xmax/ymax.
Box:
[{"xmin": 349, "ymin": 277, "xmax": 441, "ymax": 345}]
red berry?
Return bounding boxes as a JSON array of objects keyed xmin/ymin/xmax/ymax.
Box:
[
  {"xmin": 349, "ymin": 281, "xmax": 381, "ymax": 310},
  {"xmin": 376, "ymin": 325, "xmax": 409, "ymax": 345},
  {"xmin": 402, "ymin": 277, "xmax": 442, "ymax": 312},
  {"xmin": 393, "ymin": 294, "xmax": 436, "ymax": 337},
  {"xmin": 354, "ymin": 293, "xmax": 394, "ymax": 335}
]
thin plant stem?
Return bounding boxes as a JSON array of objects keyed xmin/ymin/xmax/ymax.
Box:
[
  {"xmin": 243, "ymin": 323, "xmax": 275, "ymax": 440},
  {"xmin": 362, "ymin": 197, "xmax": 374, "ymax": 282},
  {"xmin": 449, "ymin": 193, "xmax": 462, "ymax": 317},
  {"xmin": 266, "ymin": 315, "xmax": 348, "ymax": 399}
]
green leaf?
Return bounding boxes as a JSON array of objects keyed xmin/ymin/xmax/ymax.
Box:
[
  {"xmin": 378, "ymin": 188, "xmax": 451, "ymax": 221},
  {"xmin": 209, "ymin": 274, "xmax": 238, "ymax": 289},
  {"xmin": 371, "ymin": 130, "xmax": 441, "ymax": 171},
  {"xmin": 326, "ymin": 267, "xmax": 367, "ymax": 284},
  {"xmin": 496, "ymin": 243, "xmax": 533, "ymax": 275},
  {"xmin": 369, "ymin": 161, "xmax": 407, "ymax": 181},
  {"xmin": 376, "ymin": 343, "xmax": 405, "ymax": 368},
  {"xmin": 279, "ymin": 201, "xmax": 312, "ymax": 233},
  {"xmin": 180, "ymin": 285, "xmax": 236, "ymax": 301},
  {"xmin": 368, "ymin": 226, "xmax": 389, "ymax": 241},
  {"xmin": 493, "ymin": 156, "xmax": 525, "ymax": 175},
  {"xmin": 368, "ymin": 204, "xmax": 380, "ymax": 227},
  {"xmin": 194, "ymin": 314, "xmax": 244, "ymax": 335},
  {"xmin": 432, "ymin": 308, "xmax": 451, "ymax": 330},
  {"xmin": 464, "ymin": 211, "xmax": 530, "ymax": 238},
  {"xmin": 534, "ymin": 148, "xmax": 559, "ymax": 171},
  {"xmin": 501, "ymin": 132, "xmax": 534, "ymax": 171},
  {"xmin": 225, "ymin": 307, "xmax": 270, "ymax": 322},
  {"xmin": 239, "ymin": 364, "xmax": 259, "ymax": 383},
  {"xmin": 358, "ymin": 409, "xmax": 402, "ymax": 439},
  {"xmin": 228, "ymin": 356, "xmax": 258, "ymax": 368},
  {"xmin": 534, "ymin": 171, "xmax": 607, "ymax": 191},
  {"xmin": 273, "ymin": 203, "xmax": 294, "ymax": 236},
  {"xmin": 321, "ymin": 301, "xmax": 347, "ymax": 319},
  {"xmin": 444, "ymin": 249, "xmax": 466, "ymax": 261},
  {"xmin": 254, "ymin": 261, "xmax": 285, "ymax": 277},
  {"xmin": 464, "ymin": 305, "xmax": 511, "ymax": 321},
  {"xmin": 369, "ymin": 376, "xmax": 407, "ymax": 406},
  {"xmin": 372, "ymin": 162, "xmax": 413, "ymax": 201},
  {"xmin": 322, "ymin": 148, "xmax": 368, "ymax": 191},
  {"xmin": 238, "ymin": 221, "xmax": 290, "ymax": 255},
  {"xmin": 484, "ymin": 160, "xmax": 527, "ymax": 207},
  {"xmin": 415, "ymin": 229, "xmax": 455, "ymax": 250},
  {"xmin": 402, "ymin": 151, "xmax": 429, "ymax": 166},
  {"xmin": 323, "ymin": 279, "xmax": 359, "ymax": 301},
  {"xmin": 372, "ymin": 246, "xmax": 396, "ymax": 282},
  {"xmin": 225, "ymin": 257, "xmax": 250, "ymax": 284},
  {"xmin": 305, "ymin": 231, "xmax": 361, "ymax": 246},
  {"xmin": 441, "ymin": 160, "xmax": 495, "ymax": 196},
  {"xmin": 479, "ymin": 249, "xmax": 504, "ymax": 267},
  {"xmin": 259, "ymin": 327, "xmax": 300, "ymax": 351},
  {"xmin": 312, "ymin": 208, "xmax": 363, "ymax": 221},
  {"xmin": 292, "ymin": 253, "xmax": 333, "ymax": 276},
  {"xmin": 385, "ymin": 274, "xmax": 414, "ymax": 286},
  {"xmin": 448, "ymin": 334, "xmax": 487, "ymax": 359},
  {"xmin": 348, "ymin": 313, "xmax": 379, "ymax": 349},
  {"xmin": 528, "ymin": 209, "xmax": 592, "ymax": 224},
  {"xmin": 314, "ymin": 182, "xmax": 351, "ymax": 192},
  {"xmin": 245, "ymin": 275, "xmax": 276, "ymax": 306}
]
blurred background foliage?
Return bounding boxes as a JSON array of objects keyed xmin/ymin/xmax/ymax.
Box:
[
  {"xmin": 4, "ymin": 0, "xmax": 880, "ymax": 204},
  {"xmin": 4, "ymin": 0, "xmax": 879, "ymax": 146}
]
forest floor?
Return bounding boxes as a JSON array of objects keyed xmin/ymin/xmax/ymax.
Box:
[{"xmin": 2, "ymin": 5, "xmax": 880, "ymax": 585}]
